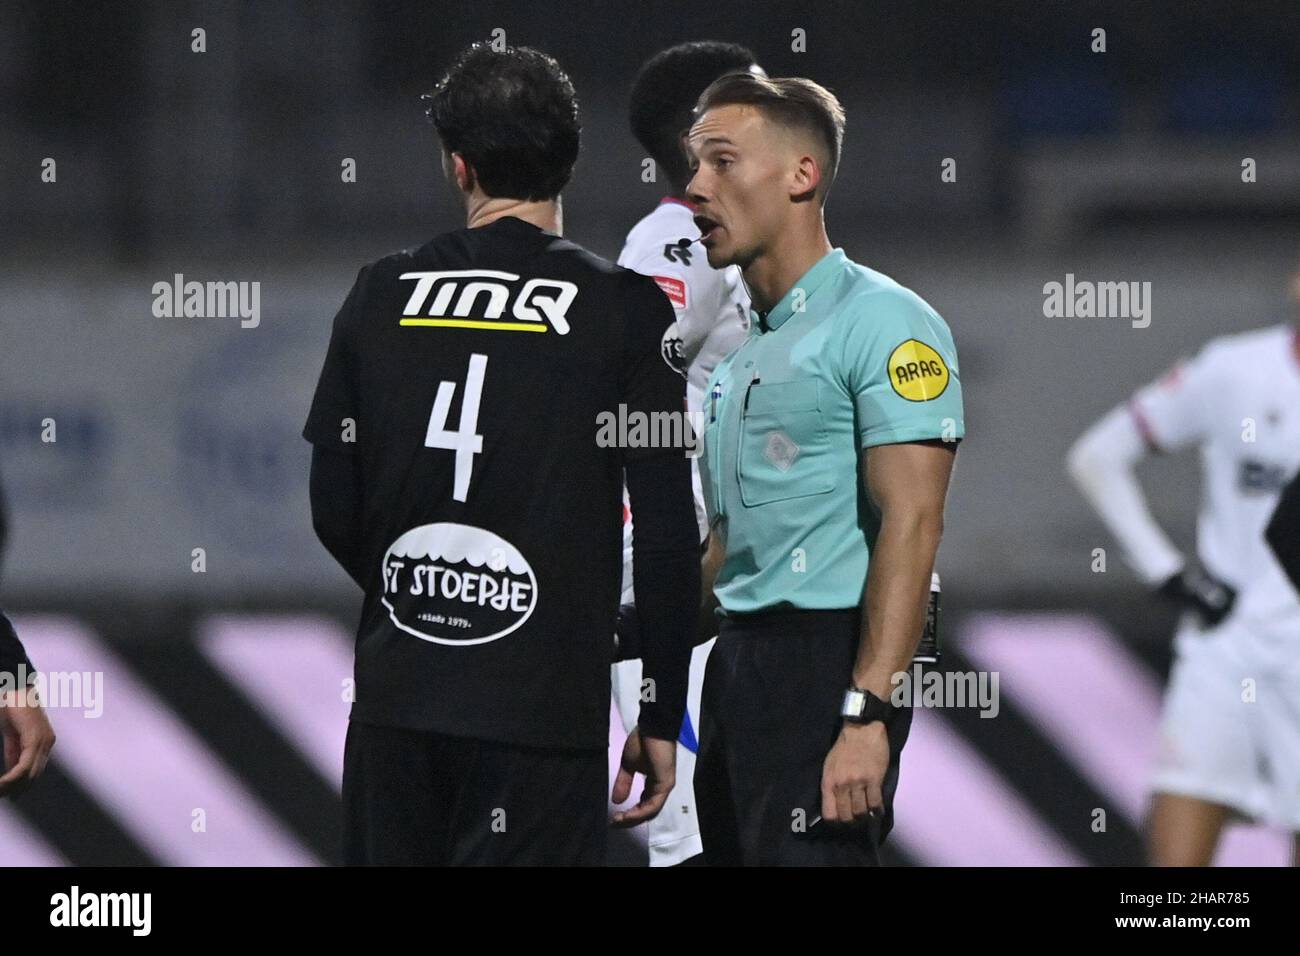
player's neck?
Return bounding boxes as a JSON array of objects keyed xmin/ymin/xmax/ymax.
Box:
[
  {"xmin": 465, "ymin": 196, "xmax": 562, "ymax": 235},
  {"xmin": 742, "ymin": 221, "xmax": 833, "ymax": 314}
]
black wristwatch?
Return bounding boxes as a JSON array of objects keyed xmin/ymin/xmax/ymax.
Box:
[{"xmin": 840, "ymin": 686, "xmax": 898, "ymax": 727}]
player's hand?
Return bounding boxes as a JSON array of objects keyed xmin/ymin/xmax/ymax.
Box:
[
  {"xmin": 611, "ymin": 604, "xmax": 641, "ymax": 662},
  {"xmin": 610, "ymin": 726, "xmax": 676, "ymax": 828},
  {"xmin": 0, "ymin": 685, "xmax": 56, "ymax": 798},
  {"xmin": 1157, "ymin": 564, "xmax": 1236, "ymax": 629},
  {"xmin": 821, "ymin": 721, "xmax": 889, "ymax": 825}
]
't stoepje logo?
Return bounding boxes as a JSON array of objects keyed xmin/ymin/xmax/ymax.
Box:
[
  {"xmin": 50, "ymin": 886, "xmax": 151, "ymax": 936},
  {"xmin": 398, "ymin": 270, "xmax": 577, "ymax": 335},
  {"xmin": 381, "ymin": 522, "xmax": 537, "ymax": 645}
]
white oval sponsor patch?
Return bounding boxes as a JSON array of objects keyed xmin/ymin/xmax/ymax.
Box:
[
  {"xmin": 660, "ymin": 321, "xmax": 687, "ymax": 376},
  {"xmin": 380, "ymin": 522, "xmax": 537, "ymax": 645}
]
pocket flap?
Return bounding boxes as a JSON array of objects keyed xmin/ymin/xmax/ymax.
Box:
[{"xmin": 746, "ymin": 379, "xmax": 820, "ymax": 416}]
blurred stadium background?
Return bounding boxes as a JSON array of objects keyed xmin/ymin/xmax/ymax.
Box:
[{"xmin": 2, "ymin": 0, "xmax": 1299, "ymax": 864}]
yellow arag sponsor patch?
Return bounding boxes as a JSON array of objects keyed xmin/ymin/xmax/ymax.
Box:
[{"xmin": 887, "ymin": 339, "xmax": 949, "ymax": 401}]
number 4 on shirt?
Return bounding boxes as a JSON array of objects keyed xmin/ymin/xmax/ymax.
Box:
[{"xmin": 425, "ymin": 353, "xmax": 487, "ymax": 502}]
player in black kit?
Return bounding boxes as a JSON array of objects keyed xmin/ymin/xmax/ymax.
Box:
[
  {"xmin": 304, "ymin": 43, "xmax": 700, "ymax": 865},
  {"xmin": 0, "ymin": 478, "xmax": 57, "ymax": 799}
]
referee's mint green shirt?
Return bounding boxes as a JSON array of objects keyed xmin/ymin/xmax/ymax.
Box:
[{"xmin": 699, "ymin": 248, "xmax": 964, "ymax": 614}]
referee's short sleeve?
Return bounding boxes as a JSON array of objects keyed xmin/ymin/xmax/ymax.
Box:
[
  {"xmin": 618, "ymin": 272, "xmax": 689, "ymax": 461},
  {"xmin": 303, "ymin": 267, "xmax": 368, "ymax": 454},
  {"xmin": 838, "ymin": 288, "xmax": 965, "ymax": 449}
]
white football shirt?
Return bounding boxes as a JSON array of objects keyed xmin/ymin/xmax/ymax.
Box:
[
  {"xmin": 618, "ymin": 197, "xmax": 750, "ymax": 404},
  {"xmin": 1129, "ymin": 324, "xmax": 1300, "ymax": 648}
]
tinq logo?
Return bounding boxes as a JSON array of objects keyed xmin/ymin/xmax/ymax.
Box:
[{"xmin": 399, "ymin": 270, "xmax": 577, "ymax": 335}]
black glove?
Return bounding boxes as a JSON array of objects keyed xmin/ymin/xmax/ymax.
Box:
[
  {"xmin": 1157, "ymin": 564, "xmax": 1237, "ymax": 629},
  {"xmin": 611, "ymin": 603, "xmax": 642, "ymax": 663}
]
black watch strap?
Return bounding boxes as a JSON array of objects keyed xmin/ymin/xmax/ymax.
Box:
[{"xmin": 841, "ymin": 686, "xmax": 896, "ymax": 726}]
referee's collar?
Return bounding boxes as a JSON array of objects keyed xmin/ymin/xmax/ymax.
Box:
[{"xmin": 752, "ymin": 248, "xmax": 847, "ymax": 334}]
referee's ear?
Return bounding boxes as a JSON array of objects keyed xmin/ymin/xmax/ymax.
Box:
[{"xmin": 789, "ymin": 151, "xmax": 823, "ymax": 205}]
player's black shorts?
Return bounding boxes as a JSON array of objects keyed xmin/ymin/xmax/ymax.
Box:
[
  {"xmin": 695, "ymin": 608, "xmax": 914, "ymax": 866},
  {"xmin": 342, "ymin": 720, "xmax": 607, "ymax": 866}
]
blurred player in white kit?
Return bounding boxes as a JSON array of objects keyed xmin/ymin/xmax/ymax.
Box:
[
  {"xmin": 608, "ymin": 41, "xmax": 763, "ymax": 866},
  {"xmin": 1067, "ymin": 265, "xmax": 1300, "ymax": 867}
]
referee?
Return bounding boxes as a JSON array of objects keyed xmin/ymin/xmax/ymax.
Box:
[
  {"xmin": 304, "ymin": 43, "xmax": 700, "ymax": 865},
  {"xmin": 685, "ymin": 73, "xmax": 965, "ymax": 865}
]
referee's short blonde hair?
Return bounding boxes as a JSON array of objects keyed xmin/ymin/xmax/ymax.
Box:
[{"xmin": 694, "ymin": 73, "xmax": 846, "ymax": 200}]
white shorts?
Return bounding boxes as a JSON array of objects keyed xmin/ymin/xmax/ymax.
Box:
[
  {"xmin": 611, "ymin": 637, "xmax": 715, "ymax": 866},
  {"xmin": 1151, "ymin": 614, "xmax": 1300, "ymax": 830}
]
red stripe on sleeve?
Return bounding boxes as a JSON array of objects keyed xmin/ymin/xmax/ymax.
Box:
[{"xmin": 1127, "ymin": 400, "xmax": 1165, "ymax": 454}]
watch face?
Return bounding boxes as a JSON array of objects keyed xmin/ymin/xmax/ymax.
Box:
[
  {"xmin": 842, "ymin": 689, "xmax": 867, "ymax": 717},
  {"xmin": 842, "ymin": 688, "xmax": 896, "ymax": 725}
]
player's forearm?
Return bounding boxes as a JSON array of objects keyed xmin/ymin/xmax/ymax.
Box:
[
  {"xmin": 851, "ymin": 509, "xmax": 941, "ymax": 699},
  {"xmin": 309, "ymin": 446, "xmax": 367, "ymax": 589},
  {"xmin": 1066, "ymin": 406, "xmax": 1184, "ymax": 586},
  {"xmin": 625, "ymin": 453, "xmax": 700, "ymax": 741},
  {"xmin": 0, "ymin": 611, "xmax": 34, "ymax": 682},
  {"xmin": 1266, "ymin": 474, "xmax": 1300, "ymax": 593}
]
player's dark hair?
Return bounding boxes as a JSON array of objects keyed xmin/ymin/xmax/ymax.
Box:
[
  {"xmin": 695, "ymin": 73, "xmax": 846, "ymax": 200},
  {"xmin": 423, "ymin": 42, "xmax": 581, "ymax": 201},
  {"xmin": 629, "ymin": 41, "xmax": 758, "ymax": 191}
]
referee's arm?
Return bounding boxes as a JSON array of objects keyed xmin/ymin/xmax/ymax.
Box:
[
  {"xmin": 853, "ymin": 441, "xmax": 956, "ymax": 697},
  {"xmin": 822, "ymin": 439, "xmax": 955, "ymax": 823}
]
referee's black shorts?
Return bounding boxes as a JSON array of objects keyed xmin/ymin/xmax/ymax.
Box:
[
  {"xmin": 341, "ymin": 721, "xmax": 607, "ymax": 866},
  {"xmin": 695, "ymin": 608, "xmax": 914, "ymax": 866}
]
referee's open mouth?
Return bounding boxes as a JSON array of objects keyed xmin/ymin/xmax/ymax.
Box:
[{"xmin": 694, "ymin": 214, "xmax": 723, "ymax": 246}]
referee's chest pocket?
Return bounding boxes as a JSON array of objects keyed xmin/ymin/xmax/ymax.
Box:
[{"xmin": 737, "ymin": 380, "xmax": 836, "ymax": 507}]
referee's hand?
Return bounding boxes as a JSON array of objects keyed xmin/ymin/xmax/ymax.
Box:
[
  {"xmin": 609, "ymin": 727, "xmax": 676, "ymax": 828},
  {"xmin": 821, "ymin": 722, "xmax": 889, "ymax": 825},
  {"xmin": 0, "ymin": 686, "xmax": 55, "ymax": 798}
]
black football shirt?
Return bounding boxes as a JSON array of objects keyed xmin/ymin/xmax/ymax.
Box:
[{"xmin": 303, "ymin": 216, "xmax": 683, "ymax": 750}]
